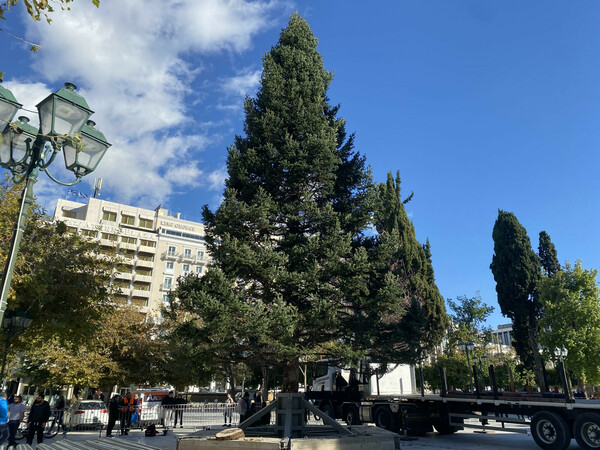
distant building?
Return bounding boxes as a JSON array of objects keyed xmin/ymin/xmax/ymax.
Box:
[
  {"xmin": 53, "ymin": 197, "xmax": 209, "ymax": 320},
  {"xmin": 491, "ymin": 323, "xmax": 513, "ymax": 352}
]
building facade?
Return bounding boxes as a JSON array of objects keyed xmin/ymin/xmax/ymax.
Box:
[
  {"xmin": 491, "ymin": 323, "xmax": 513, "ymax": 352},
  {"xmin": 53, "ymin": 197, "xmax": 209, "ymax": 319}
]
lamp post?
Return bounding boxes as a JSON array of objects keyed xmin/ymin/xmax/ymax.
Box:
[
  {"xmin": 0, "ymin": 310, "xmax": 33, "ymax": 388},
  {"xmin": 553, "ymin": 347, "xmax": 571, "ymax": 401},
  {"xmin": 0, "ymin": 82, "xmax": 110, "ymax": 325},
  {"xmin": 458, "ymin": 341, "xmax": 475, "ymax": 391}
]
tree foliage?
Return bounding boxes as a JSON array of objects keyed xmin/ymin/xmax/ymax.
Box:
[
  {"xmin": 446, "ymin": 292, "xmax": 494, "ymax": 349},
  {"xmin": 538, "ymin": 231, "xmax": 560, "ymax": 276},
  {"xmin": 361, "ymin": 172, "xmax": 448, "ymax": 364},
  {"xmin": 490, "ymin": 210, "xmax": 542, "ymax": 381},
  {"xmin": 537, "ymin": 261, "xmax": 600, "ymax": 386}
]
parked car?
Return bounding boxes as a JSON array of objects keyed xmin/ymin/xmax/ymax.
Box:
[{"xmin": 64, "ymin": 400, "xmax": 108, "ymax": 429}]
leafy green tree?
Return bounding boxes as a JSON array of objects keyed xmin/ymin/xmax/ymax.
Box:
[
  {"xmin": 537, "ymin": 261, "xmax": 600, "ymax": 386},
  {"xmin": 538, "ymin": 231, "xmax": 560, "ymax": 276},
  {"xmin": 362, "ymin": 172, "xmax": 448, "ymax": 365},
  {"xmin": 446, "ymin": 292, "xmax": 494, "ymax": 349},
  {"xmin": 490, "ymin": 210, "xmax": 544, "ymax": 385},
  {"xmin": 171, "ymin": 13, "xmax": 376, "ymax": 393}
]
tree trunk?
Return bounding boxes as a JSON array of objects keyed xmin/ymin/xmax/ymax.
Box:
[
  {"xmin": 527, "ymin": 324, "xmax": 546, "ymax": 391},
  {"xmin": 261, "ymin": 365, "xmax": 270, "ymax": 402},
  {"xmin": 281, "ymin": 358, "xmax": 299, "ymax": 393}
]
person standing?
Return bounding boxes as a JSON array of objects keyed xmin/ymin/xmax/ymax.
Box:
[
  {"xmin": 26, "ymin": 394, "xmax": 50, "ymax": 445},
  {"xmin": 223, "ymin": 393, "xmax": 234, "ymax": 427},
  {"xmin": 120, "ymin": 392, "xmax": 134, "ymax": 435},
  {"xmin": 7, "ymin": 395, "xmax": 25, "ymax": 447},
  {"xmin": 237, "ymin": 391, "xmax": 250, "ymax": 423},
  {"xmin": 161, "ymin": 391, "xmax": 175, "ymax": 430},
  {"xmin": 55, "ymin": 395, "xmax": 66, "ymax": 434},
  {"xmin": 0, "ymin": 391, "xmax": 8, "ymax": 445},
  {"xmin": 106, "ymin": 394, "xmax": 122, "ymax": 438},
  {"xmin": 174, "ymin": 394, "xmax": 186, "ymax": 428}
]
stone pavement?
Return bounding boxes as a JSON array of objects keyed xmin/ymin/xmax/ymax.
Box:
[{"xmin": 20, "ymin": 424, "xmax": 585, "ymax": 449}]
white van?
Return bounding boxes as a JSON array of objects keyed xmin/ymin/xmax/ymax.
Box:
[{"xmin": 132, "ymin": 389, "xmax": 171, "ymax": 426}]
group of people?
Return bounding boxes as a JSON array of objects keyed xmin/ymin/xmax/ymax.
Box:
[
  {"xmin": 161, "ymin": 391, "xmax": 186, "ymax": 429},
  {"xmin": 0, "ymin": 391, "xmax": 51, "ymax": 446},
  {"xmin": 106, "ymin": 391, "xmax": 139, "ymax": 437},
  {"xmin": 223, "ymin": 389, "xmax": 265, "ymax": 426}
]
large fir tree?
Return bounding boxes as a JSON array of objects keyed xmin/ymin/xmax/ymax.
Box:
[
  {"xmin": 175, "ymin": 14, "xmax": 373, "ymax": 392},
  {"xmin": 490, "ymin": 210, "xmax": 544, "ymax": 385},
  {"xmin": 538, "ymin": 231, "xmax": 560, "ymax": 276}
]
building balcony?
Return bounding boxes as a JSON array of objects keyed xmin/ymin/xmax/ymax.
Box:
[
  {"xmin": 131, "ymin": 289, "xmax": 151, "ymax": 298},
  {"xmin": 131, "ymin": 298, "xmax": 149, "ymax": 308},
  {"xmin": 133, "ymin": 274, "xmax": 152, "ymax": 283},
  {"xmin": 179, "ymin": 254, "xmax": 195, "ymax": 262},
  {"xmin": 160, "ymin": 283, "xmax": 173, "ymax": 291},
  {"xmin": 116, "ymin": 287, "xmax": 132, "ymax": 296},
  {"xmin": 138, "ymin": 246, "xmax": 156, "ymax": 254},
  {"xmin": 100, "ymin": 238, "xmax": 118, "ymax": 247},
  {"xmin": 119, "ymin": 242, "xmax": 137, "ymax": 251},
  {"xmin": 135, "ymin": 259, "xmax": 154, "ymax": 268},
  {"xmin": 163, "ymin": 251, "xmax": 179, "ymax": 260},
  {"xmin": 114, "ymin": 271, "xmax": 133, "ymax": 280}
]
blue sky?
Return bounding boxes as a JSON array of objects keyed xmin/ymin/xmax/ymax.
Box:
[{"xmin": 2, "ymin": 1, "xmax": 599, "ymax": 328}]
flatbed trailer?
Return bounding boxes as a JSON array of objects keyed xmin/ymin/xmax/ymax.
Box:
[{"xmin": 307, "ymin": 367, "xmax": 600, "ymax": 450}]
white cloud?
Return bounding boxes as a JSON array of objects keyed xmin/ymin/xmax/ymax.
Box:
[
  {"xmin": 222, "ymin": 69, "xmax": 262, "ymax": 97},
  {"xmin": 8, "ymin": 0, "xmax": 290, "ymax": 208},
  {"xmin": 208, "ymin": 166, "xmax": 228, "ymax": 191}
]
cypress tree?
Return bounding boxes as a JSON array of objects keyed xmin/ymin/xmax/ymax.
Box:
[
  {"xmin": 177, "ymin": 13, "xmax": 373, "ymax": 393},
  {"xmin": 490, "ymin": 210, "xmax": 543, "ymax": 384},
  {"xmin": 364, "ymin": 172, "xmax": 448, "ymax": 364},
  {"xmin": 538, "ymin": 231, "xmax": 560, "ymax": 276}
]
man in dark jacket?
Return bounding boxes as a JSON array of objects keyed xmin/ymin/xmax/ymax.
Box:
[
  {"xmin": 106, "ymin": 394, "xmax": 122, "ymax": 437},
  {"xmin": 26, "ymin": 394, "xmax": 50, "ymax": 445}
]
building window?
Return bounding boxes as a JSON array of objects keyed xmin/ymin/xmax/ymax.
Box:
[
  {"xmin": 102, "ymin": 211, "xmax": 117, "ymax": 222},
  {"xmin": 63, "ymin": 210, "xmax": 77, "ymax": 219},
  {"xmin": 121, "ymin": 236, "xmax": 136, "ymax": 245},
  {"xmin": 195, "ymin": 266, "xmax": 203, "ymax": 275},
  {"xmin": 163, "ymin": 277, "xmax": 173, "ymax": 290},
  {"xmin": 82, "ymin": 229, "xmax": 97, "ymax": 237},
  {"xmin": 182, "ymin": 264, "xmax": 190, "ymax": 274},
  {"xmin": 165, "ymin": 261, "xmax": 174, "ymax": 273},
  {"xmin": 167, "ymin": 245, "xmax": 177, "ymax": 257},
  {"xmin": 101, "ymin": 232, "xmax": 118, "ymax": 242},
  {"xmin": 162, "ymin": 294, "xmax": 170, "ymax": 304},
  {"xmin": 137, "ymin": 254, "xmax": 154, "ymax": 262},
  {"xmin": 133, "ymin": 282, "xmax": 150, "ymax": 291},
  {"xmin": 121, "ymin": 214, "xmax": 135, "ymax": 225},
  {"xmin": 197, "ymin": 250, "xmax": 204, "ymax": 260},
  {"xmin": 139, "ymin": 218, "xmax": 153, "ymax": 229},
  {"xmin": 184, "ymin": 248, "xmax": 192, "ymax": 258},
  {"xmin": 136, "ymin": 268, "xmax": 152, "ymax": 276},
  {"xmin": 140, "ymin": 239, "xmax": 155, "ymax": 248}
]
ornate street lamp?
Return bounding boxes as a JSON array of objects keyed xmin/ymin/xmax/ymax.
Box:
[
  {"xmin": 0, "ymin": 310, "xmax": 33, "ymax": 387},
  {"xmin": 458, "ymin": 341, "xmax": 475, "ymax": 391},
  {"xmin": 0, "ymin": 82, "xmax": 110, "ymax": 324},
  {"xmin": 553, "ymin": 347, "xmax": 572, "ymax": 401}
]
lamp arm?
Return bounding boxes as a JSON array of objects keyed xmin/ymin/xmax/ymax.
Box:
[
  {"xmin": 37, "ymin": 140, "xmax": 61, "ymax": 170},
  {"xmin": 40, "ymin": 166, "xmax": 83, "ymax": 186}
]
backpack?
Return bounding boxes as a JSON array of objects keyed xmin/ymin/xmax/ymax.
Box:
[{"xmin": 145, "ymin": 424, "xmax": 159, "ymax": 437}]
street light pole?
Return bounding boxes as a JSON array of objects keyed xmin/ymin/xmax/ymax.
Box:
[
  {"xmin": 0, "ymin": 310, "xmax": 33, "ymax": 388},
  {"xmin": 0, "ymin": 82, "xmax": 110, "ymax": 324}
]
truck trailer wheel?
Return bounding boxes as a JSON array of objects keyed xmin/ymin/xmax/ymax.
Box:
[
  {"xmin": 574, "ymin": 412, "xmax": 600, "ymax": 449},
  {"xmin": 375, "ymin": 407, "xmax": 399, "ymax": 432},
  {"xmin": 344, "ymin": 406, "xmax": 359, "ymax": 426},
  {"xmin": 531, "ymin": 411, "xmax": 571, "ymax": 450}
]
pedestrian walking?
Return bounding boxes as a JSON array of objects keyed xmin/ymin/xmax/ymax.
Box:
[
  {"xmin": 223, "ymin": 393, "xmax": 234, "ymax": 427},
  {"xmin": 7, "ymin": 395, "xmax": 25, "ymax": 447},
  {"xmin": 106, "ymin": 393, "xmax": 122, "ymax": 437},
  {"xmin": 26, "ymin": 394, "xmax": 50, "ymax": 445}
]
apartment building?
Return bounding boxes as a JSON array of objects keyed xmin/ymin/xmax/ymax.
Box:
[{"xmin": 53, "ymin": 197, "xmax": 209, "ymax": 319}]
